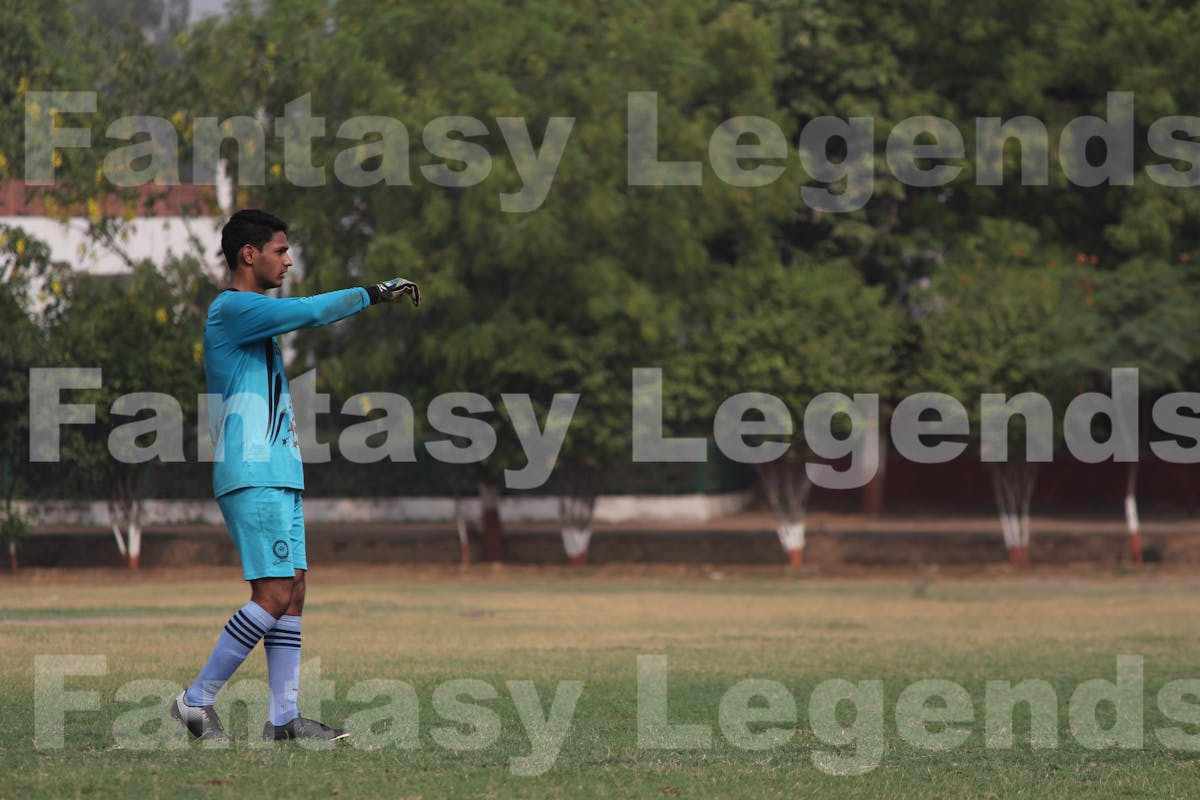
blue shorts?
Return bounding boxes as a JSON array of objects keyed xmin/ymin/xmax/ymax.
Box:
[{"xmin": 216, "ymin": 487, "xmax": 307, "ymax": 580}]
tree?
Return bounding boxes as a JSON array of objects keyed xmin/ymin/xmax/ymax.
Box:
[
  {"xmin": 0, "ymin": 0, "xmax": 78, "ymax": 182},
  {"xmin": 47, "ymin": 258, "xmax": 213, "ymax": 568},
  {"xmin": 180, "ymin": 0, "xmax": 791, "ymax": 560},
  {"xmin": 0, "ymin": 275, "xmax": 42, "ymax": 571},
  {"xmin": 909, "ymin": 222, "xmax": 1099, "ymax": 565},
  {"xmin": 761, "ymin": 0, "xmax": 1200, "ymax": 532},
  {"xmin": 1089, "ymin": 257, "xmax": 1195, "ymax": 563},
  {"xmin": 0, "ymin": 222, "xmax": 62, "ymax": 570},
  {"xmin": 538, "ymin": 312, "xmax": 653, "ymax": 565},
  {"xmin": 682, "ymin": 258, "xmax": 901, "ymax": 567}
]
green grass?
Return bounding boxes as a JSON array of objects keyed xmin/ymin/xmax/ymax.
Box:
[{"xmin": 2, "ymin": 566, "xmax": 1200, "ymax": 798}]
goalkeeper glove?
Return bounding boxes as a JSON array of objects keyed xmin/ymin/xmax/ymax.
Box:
[{"xmin": 366, "ymin": 277, "xmax": 420, "ymax": 307}]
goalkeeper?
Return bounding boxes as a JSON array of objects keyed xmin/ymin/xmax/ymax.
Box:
[{"xmin": 170, "ymin": 209, "xmax": 419, "ymax": 743}]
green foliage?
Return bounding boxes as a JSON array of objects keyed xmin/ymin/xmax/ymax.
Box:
[
  {"xmin": 45, "ymin": 258, "xmax": 215, "ymax": 501},
  {"xmin": 1089, "ymin": 257, "xmax": 1195, "ymax": 391},
  {"xmin": 0, "ymin": 252, "xmax": 51, "ymax": 510},
  {"xmin": 169, "ymin": 0, "xmax": 1200, "ymax": 484},
  {"xmin": 908, "ymin": 227, "xmax": 1100, "ymax": 450},
  {"xmin": 682, "ymin": 258, "xmax": 902, "ymax": 445},
  {"xmin": 6, "ymin": 0, "xmax": 1200, "ymax": 502},
  {"xmin": 0, "ymin": 0, "xmax": 77, "ymax": 180},
  {"xmin": 0, "ymin": 509, "xmax": 30, "ymax": 544},
  {"xmin": 177, "ymin": 0, "xmax": 795, "ymax": 487}
]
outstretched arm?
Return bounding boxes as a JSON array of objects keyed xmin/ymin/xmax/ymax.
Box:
[
  {"xmin": 220, "ymin": 288, "xmax": 370, "ymax": 345},
  {"xmin": 220, "ymin": 278, "xmax": 419, "ymax": 346}
]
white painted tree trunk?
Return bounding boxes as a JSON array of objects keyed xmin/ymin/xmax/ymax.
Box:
[
  {"xmin": 108, "ymin": 496, "xmax": 143, "ymax": 568},
  {"xmin": 559, "ymin": 492, "xmax": 597, "ymax": 565},
  {"xmin": 108, "ymin": 499, "xmax": 128, "ymax": 559},
  {"xmin": 127, "ymin": 500, "xmax": 143, "ymax": 569},
  {"xmin": 1124, "ymin": 492, "xmax": 1139, "ymax": 535},
  {"xmin": 991, "ymin": 463, "xmax": 1037, "ymax": 566},
  {"xmin": 1125, "ymin": 462, "xmax": 1143, "ymax": 564},
  {"xmin": 998, "ymin": 512, "xmax": 1016, "ymax": 550},
  {"xmin": 776, "ymin": 522, "xmax": 805, "ymax": 552},
  {"xmin": 562, "ymin": 526, "xmax": 592, "ymax": 559},
  {"xmin": 757, "ymin": 460, "xmax": 812, "ymax": 568}
]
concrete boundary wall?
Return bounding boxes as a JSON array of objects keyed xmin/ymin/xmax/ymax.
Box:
[
  {"xmin": 11, "ymin": 524, "xmax": 1189, "ymax": 570},
  {"xmin": 15, "ymin": 491, "xmax": 753, "ymax": 527}
]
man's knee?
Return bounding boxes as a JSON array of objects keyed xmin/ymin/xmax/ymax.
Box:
[
  {"xmin": 287, "ymin": 570, "xmax": 306, "ymax": 614},
  {"xmin": 251, "ymin": 577, "xmax": 294, "ymax": 617}
]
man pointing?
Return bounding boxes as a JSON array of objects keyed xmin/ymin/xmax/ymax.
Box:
[{"xmin": 171, "ymin": 209, "xmax": 419, "ymax": 742}]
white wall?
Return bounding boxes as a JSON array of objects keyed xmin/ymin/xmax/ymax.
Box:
[
  {"xmin": 0, "ymin": 215, "xmax": 223, "ymax": 276},
  {"xmin": 17, "ymin": 491, "xmax": 753, "ymax": 528}
]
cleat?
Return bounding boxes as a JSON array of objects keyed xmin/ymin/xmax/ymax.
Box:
[
  {"xmin": 263, "ymin": 717, "xmax": 350, "ymax": 742},
  {"xmin": 170, "ymin": 691, "xmax": 229, "ymax": 742}
]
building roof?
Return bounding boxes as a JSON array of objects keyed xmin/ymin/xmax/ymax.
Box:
[{"xmin": 0, "ymin": 182, "xmax": 219, "ymax": 217}]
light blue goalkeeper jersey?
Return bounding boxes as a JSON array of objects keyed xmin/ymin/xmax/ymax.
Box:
[{"xmin": 203, "ymin": 287, "xmax": 371, "ymax": 497}]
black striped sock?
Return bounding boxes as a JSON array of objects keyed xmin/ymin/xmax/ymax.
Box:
[
  {"xmin": 265, "ymin": 614, "xmax": 303, "ymax": 725},
  {"xmin": 184, "ymin": 601, "xmax": 277, "ymax": 706},
  {"xmin": 223, "ymin": 606, "xmax": 270, "ymax": 650}
]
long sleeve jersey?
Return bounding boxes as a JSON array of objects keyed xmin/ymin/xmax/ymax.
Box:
[{"xmin": 203, "ymin": 287, "xmax": 371, "ymax": 497}]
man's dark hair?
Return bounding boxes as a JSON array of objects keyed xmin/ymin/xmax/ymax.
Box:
[{"xmin": 220, "ymin": 209, "xmax": 288, "ymax": 271}]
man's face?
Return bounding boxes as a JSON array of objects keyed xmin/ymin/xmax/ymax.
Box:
[{"xmin": 246, "ymin": 231, "xmax": 292, "ymax": 290}]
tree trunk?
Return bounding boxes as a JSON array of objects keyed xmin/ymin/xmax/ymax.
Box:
[
  {"xmin": 478, "ymin": 480, "xmax": 504, "ymax": 562},
  {"xmin": 454, "ymin": 497, "xmax": 472, "ymax": 568},
  {"xmin": 127, "ymin": 500, "xmax": 142, "ymax": 570},
  {"xmin": 109, "ymin": 499, "xmax": 129, "ymax": 560},
  {"xmin": 1125, "ymin": 462, "xmax": 1143, "ymax": 565},
  {"xmin": 992, "ymin": 463, "xmax": 1037, "ymax": 568},
  {"xmin": 7, "ymin": 540, "xmax": 16, "ymax": 572},
  {"xmin": 562, "ymin": 525, "xmax": 592, "ymax": 566},
  {"xmin": 757, "ymin": 460, "xmax": 812, "ymax": 569},
  {"xmin": 558, "ymin": 468, "xmax": 598, "ymax": 567},
  {"xmin": 778, "ymin": 522, "xmax": 805, "ymax": 568}
]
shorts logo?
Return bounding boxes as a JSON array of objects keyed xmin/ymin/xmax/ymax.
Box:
[{"xmin": 272, "ymin": 539, "xmax": 290, "ymax": 564}]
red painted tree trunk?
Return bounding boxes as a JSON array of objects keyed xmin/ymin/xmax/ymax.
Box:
[
  {"xmin": 1129, "ymin": 534, "xmax": 1144, "ymax": 565},
  {"xmin": 786, "ymin": 548, "xmax": 804, "ymax": 569},
  {"xmin": 1008, "ymin": 546, "xmax": 1030, "ymax": 567}
]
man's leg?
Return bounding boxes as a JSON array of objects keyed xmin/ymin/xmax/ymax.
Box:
[
  {"xmin": 261, "ymin": 491, "xmax": 345, "ymax": 740},
  {"xmin": 264, "ymin": 569, "xmax": 305, "ymax": 726},
  {"xmin": 183, "ymin": 577, "xmax": 292, "ymax": 706},
  {"xmin": 173, "ymin": 487, "xmax": 299, "ymax": 740}
]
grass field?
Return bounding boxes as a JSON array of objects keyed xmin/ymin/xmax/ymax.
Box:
[{"xmin": 2, "ymin": 565, "xmax": 1200, "ymax": 798}]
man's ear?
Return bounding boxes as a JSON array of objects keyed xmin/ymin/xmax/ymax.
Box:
[{"xmin": 239, "ymin": 243, "xmax": 256, "ymax": 267}]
